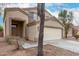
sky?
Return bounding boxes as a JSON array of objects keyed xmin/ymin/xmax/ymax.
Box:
[
  {"xmin": 46, "ymin": 3, "xmax": 79, "ymax": 11},
  {"xmin": 46, "ymin": 3, "xmax": 79, "ymax": 26},
  {"xmin": 0, "ymin": 16, "xmax": 3, "ymax": 26},
  {"xmin": 0, "ymin": 3, "xmax": 79, "ymax": 26}
]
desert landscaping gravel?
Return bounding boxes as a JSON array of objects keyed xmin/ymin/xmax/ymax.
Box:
[{"xmin": 0, "ymin": 44, "xmax": 79, "ymax": 56}]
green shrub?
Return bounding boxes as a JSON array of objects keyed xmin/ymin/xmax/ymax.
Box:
[{"xmin": 0, "ymin": 25, "xmax": 3, "ymax": 32}]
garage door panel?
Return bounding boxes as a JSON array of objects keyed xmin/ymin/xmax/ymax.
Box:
[{"xmin": 44, "ymin": 28, "xmax": 62, "ymax": 41}]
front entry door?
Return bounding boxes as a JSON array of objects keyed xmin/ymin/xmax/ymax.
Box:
[
  {"xmin": 11, "ymin": 20, "xmax": 24, "ymax": 37},
  {"xmin": 12, "ymin": 24, "xmax": 18, "ymax": 36}
]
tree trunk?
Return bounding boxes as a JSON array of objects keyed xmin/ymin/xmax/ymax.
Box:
[
  {"xmin": 64, "ymin": 30, "xmax": 67, "ymax": 38},
  {"xmin": 37, "ymin": 3, "xmax": 45, "ymax": 56},
  {"xmin": 64, "ymin": 27, "xmax": 69, "ymax": 38}
]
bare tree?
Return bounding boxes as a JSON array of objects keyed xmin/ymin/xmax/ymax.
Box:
[{"xmin": 37, "ymin": 3, "xmax": 45, "ymax": 56}]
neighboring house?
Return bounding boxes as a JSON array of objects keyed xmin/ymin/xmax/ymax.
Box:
[
  {"xmin": 72, "ymin": 26, "xmax": 79, "ymax": 36},
  {"xmin": 3, "ymin": 7, "xmax": 72, "ymax": 41}
]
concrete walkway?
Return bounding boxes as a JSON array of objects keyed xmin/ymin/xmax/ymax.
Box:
[
  {"xmin": 22, "ymin": 41, "xmax": 47, "ymax": 48},
  {"xmin": 45, "ymin": 39, "xmax": 79, "ymax": 53}
]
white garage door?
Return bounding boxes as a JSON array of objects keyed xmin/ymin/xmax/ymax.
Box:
[{"xmin": 44, "ymin": 28, "xmax": 62, "ymax": 41}]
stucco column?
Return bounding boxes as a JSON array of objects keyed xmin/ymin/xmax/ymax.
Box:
[
  {"xmin": 9, "ymin": 18, "xmax": 12, "ymax": 37},
  {"xmin": 3, "ymin": 20, "xmax": 5, "ymax": 37},
  {"xmin": 5, "ymin": 18, "xmax": 12, "ymax": 37},
  {"xmin": 5, "ymin": 18, "xmax": 10, "ymax": 37}
]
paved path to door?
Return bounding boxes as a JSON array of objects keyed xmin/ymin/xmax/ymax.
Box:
[{"xmin": 45, "ymin": 39, "xmax": 79, "ymax": 53}]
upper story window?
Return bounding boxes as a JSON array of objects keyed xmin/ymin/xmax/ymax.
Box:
[
  {"xmin": 33, "ymin": 13, "xmax": 38, "ymax": 20},
  {"xmin": 29, "ymin": 12, "xmax": 38, "ymax": 21}
]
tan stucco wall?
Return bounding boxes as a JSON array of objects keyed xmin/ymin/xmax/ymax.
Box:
[
  {"xmin": 24, "ymin": 8, "xmax": 51, "ymax": 18},
  {"xmin": 27, "ymin": 25, "xmax": 39, "ymax": 41},
  {"xmin": 4, "ymin": 8, "xmax": 49, "ymax": 39},
  {"xmin": 4, "ymin": 8, "xmax": 66, "ymax": 41},
  {"xmin": 27, "ymin": 19, "xmax": 63, "ymax": 41},
  {"xmin": 44, "ymin": 20, "xmax": 62, "ymax": 28},
  {"xmin": 6, "ymin": 11, "xmax": 28, "ymax": 22},
  {"xmin": 4, "ymin": 11, "xmax": 28, "ymax": 37},
  {"xmin": 25, "ymin": 8, "xmax": 53, "ymax": 23},
  {"xmin": 24, "ymin": 8, "xmax": 58, "ymax": 41},
  {"xmin": 4, "ymin": 17, "xmax": 11, "ymax": 37}
]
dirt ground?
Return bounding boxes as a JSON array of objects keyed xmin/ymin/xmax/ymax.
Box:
[{"xmin": 0, "ymin": 44, "xmax": 79, "ymax": 56}]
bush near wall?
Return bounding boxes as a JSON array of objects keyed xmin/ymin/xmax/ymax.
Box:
[
  {"xmin": 0, "ymin": 25, "xmax": 3, "ymax": 32},
  {"xmin": 0, "ymin": 25, "xmax": 3, "ymax": 37}
]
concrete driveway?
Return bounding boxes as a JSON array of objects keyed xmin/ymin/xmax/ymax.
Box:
[
  {"xmin": 22, "ymin": 39, "xmax": 79, "ymax": 54},
  {"xmin": 45, "ymin": 39, "xmax": 79, "ymax": 53}
]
